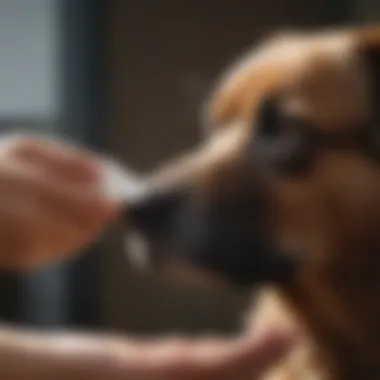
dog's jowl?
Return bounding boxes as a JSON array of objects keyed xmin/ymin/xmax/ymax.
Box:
[{"xmin": 123, "ymin": 26, "xmax": 380, "ymax": 380}]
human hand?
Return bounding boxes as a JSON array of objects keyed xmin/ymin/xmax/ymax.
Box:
[
  {"xmin": 116, "ymin": 328, "xmax": 298, "ymax": 380},
  {"xmin": 0, "ymin": 326, "xmax": 298, "ymax": 380},
  {"xmin": 0, "ymin": 134, "xmax": 117, "ymax": 271}
]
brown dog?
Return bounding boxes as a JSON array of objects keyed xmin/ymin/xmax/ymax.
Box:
[{"xmin": 123, "ymin": 26, "xmax": 380, "ymax": 380}]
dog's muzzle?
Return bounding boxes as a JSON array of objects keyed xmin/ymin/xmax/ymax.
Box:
[
  {"xmin": 124, "ymin": 186, "xmax": 298, "ymax": 288},
  {"xmin": 102, "ymin": 158, "xmax": 298, "ymax": 288}
]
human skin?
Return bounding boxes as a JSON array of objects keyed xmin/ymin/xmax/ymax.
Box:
[{"xmin": 0, "ymin": 134, "xmax": 297, "ymax": 380}]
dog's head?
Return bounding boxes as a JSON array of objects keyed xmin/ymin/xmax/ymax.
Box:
[{"xmin": 124, "ymin": 27, "xmax": 380, "ymax": 311}]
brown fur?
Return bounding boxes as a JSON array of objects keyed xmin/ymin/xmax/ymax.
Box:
[
  {"xmin": 128, "ymin": 26, "xmax": 380, "ymax": 380},
  {"xmin": 205, "ymin": 26, "xmax": 380, "ymax": 380}
]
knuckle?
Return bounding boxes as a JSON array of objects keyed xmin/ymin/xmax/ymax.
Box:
[
  {"xmin": 9, "ymin": 135, "xmax": 38, "ymax": 156},
  {"xmin": 0, "ymin": 134, "xmax": 42, "ymax": 163}
]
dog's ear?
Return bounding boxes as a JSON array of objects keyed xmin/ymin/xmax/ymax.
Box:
[{"xmin": 251, "ymin": 94, "xmax": 316, "ymax": 176}]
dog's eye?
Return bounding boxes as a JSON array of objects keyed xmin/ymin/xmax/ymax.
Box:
[{"xmin": 252, "ymin": 95, "xmax": 316, "ymax": 175}]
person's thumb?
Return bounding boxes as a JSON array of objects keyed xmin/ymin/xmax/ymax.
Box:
[{"xmin": 216, "ymin": 327, "xmax": 300, "ymax": 380}]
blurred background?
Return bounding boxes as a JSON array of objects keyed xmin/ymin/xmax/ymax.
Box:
[{"xmin": 0, "ymin": 0, "xmax": 376, "ymax": 337}]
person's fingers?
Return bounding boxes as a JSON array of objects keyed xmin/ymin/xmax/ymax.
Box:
[
  {"xmin": 9, "ymin": 159, "xmax": 118, "ymax": 224},
  {"xmin": 108, "ymin": 328, "xmax": 299, "ymax": 380},
  {"xmin": 0, "ymin": 160, "xmax": 117, "ymax": 270},
  {"xmin": 5, "ymin": 135, "xmax": 102, "ymax": 183},
  {"xmin": 216, "ymin": 328, "xmax": 300, "ymax": 379},
  {"xmin": 0, "ymin": 192, "xmax": 53, "ymax": 270},
  {"xmin": 0, "ymin": 327, "xmax": 299, "ymax": 380},
  {"xmin": 32, "ymin": 207, "xmax": 107, "ymax": 268},
  {"xmin": 184, "ymin": 329, "xmax": 298, "ymax": 380}
]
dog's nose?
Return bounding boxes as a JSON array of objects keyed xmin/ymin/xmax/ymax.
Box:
[{"xmin": 125, "ymin": 189, "xmax": 185, "ymax": 236}]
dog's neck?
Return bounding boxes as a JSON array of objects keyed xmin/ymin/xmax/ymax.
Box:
[{"xmin": 283, "ymin": 238, "xmax": 380, "ymax": 380}]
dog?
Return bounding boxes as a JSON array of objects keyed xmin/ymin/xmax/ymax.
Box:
[{"xmin": 122, "ymin": 26, "xmax": 380, "ymax": 380}]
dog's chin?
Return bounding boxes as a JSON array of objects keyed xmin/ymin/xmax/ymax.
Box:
[
  {"xmin": 124, "ymin": 231, "xmax": 237, "ymax": 291},
  {"xmin": 123, "ymin": 221, "xmax": 300, "ymax": 293}
]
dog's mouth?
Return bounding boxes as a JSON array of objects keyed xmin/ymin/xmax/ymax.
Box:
[
  {"xmin": 122, "ymin": 182, "xmax": 299, "ymax": 290},
  {"xmin": 124, "ymin": 230, "xmax": 233, "ymax": 290}
]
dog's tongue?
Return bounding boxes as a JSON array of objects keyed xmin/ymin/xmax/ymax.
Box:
[{"xmin": 101, "ymin": 158, "xmax": 149, "ymax": 204}]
